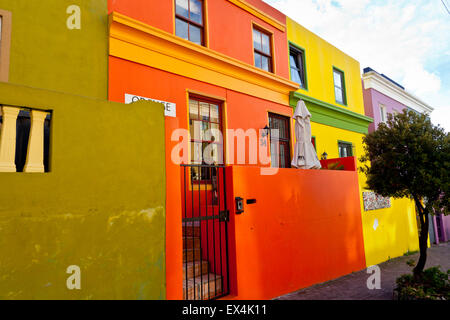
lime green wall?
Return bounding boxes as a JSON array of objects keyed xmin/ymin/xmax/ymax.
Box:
[
  {"xmin": 0, "ymin": 82, "xmax": 166, "ymax": 299},
  {"xmin": 287, "ymin": 17, "xmax": 365, "ymax": 117},
  {"xmin": 1, "ymin": 0, "xmax": 108, "ymax": 99}
]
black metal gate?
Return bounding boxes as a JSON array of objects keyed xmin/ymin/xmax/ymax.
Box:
[{"xmin": 181, "ymin": 164, "xmax": 230, "ymax": 300}]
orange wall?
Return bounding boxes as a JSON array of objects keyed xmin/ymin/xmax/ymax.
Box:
[
  {"xmin": 108, "ymin": 56, "xmax": 292, "ymax": 299},
  {"xmin": 109, "ymin": 57, "xmax": 293, "ymax": 166},
  {"xmin": 107, "ymin": 0, "xmax": 174, "ymax": 34},
  {"xmin": 226, "ymin": 166, "xmax": 366, "ymax": 299},
  {"xmin": 108, "ymin": 0, "xmax": 289, "ymax": 79}
]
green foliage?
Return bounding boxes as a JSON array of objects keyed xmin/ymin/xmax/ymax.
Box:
[
  {"xmin": 394, "ymin": 267, "xmax": 450, "ymax": 300},
  {"xmin": 324, "ymin": 162, "xmax": 345, "ymax": 170},
  {"xmin": 403, "ymin": 250, "xmax": 419, "ymax": 257},
  {"xmin": 406, "ymin": 259, "xmax": 415, "ymax": 267},
  {"xmin": 359, "ymin": 110, "xmax": 449, "ymax": 216}
]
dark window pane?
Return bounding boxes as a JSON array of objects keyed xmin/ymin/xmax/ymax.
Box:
[
  {"xmin": 334, "ymin": 70, "xmax": 342, "ymax": 87},
  {"xmin": 175, "ymin": 0, "xmax": 189, "ymax": 18},
  {"xmin": 289, "ymin": 53, "xmax": 299, "ymax": 69},
  {"xmin": 290, "ymin": 67, "xmax": 302, "ymax": 85},
  {"xmin": 15, "ymin": 111, "xmax": 31, "ymax": 172},
  {"xmin": 189, "ymin": 24, "xmax": 202, "ymax": 45},
  {"xmin": 290, "ymin": 47, "xmax": 305, "ymax": 87},
  {"xmin": 279, "ymin": 143, "xmax": 286, "ymax": 168},
  {"xmin": 175, "ymin": 18, "xmax": 189, "ymax": 40},
  {"xmin": 261, "ymin": 33, "xmax": 270, "ymax": 55},
  {"xmin": 261, "ymin": 56, "xmax": 269, "ymax": 72},
  {"xmin": 270, "ymin": 141, "xmax": 278, "ymax": 167},
  {"xmin": 210, "ymin": 104, "xmax": 219, "ymax": 123},
  {"xmin": 269, "ymin": 113, "xmax": 291, "ymax": 168},
  {"xmin": 339, "ymin": 142, "xmax": 353, "ymax": 157},
  {"xmin": 253, "ymin": 29, "xmax": 261, "ymax": 51},
  {"xmin": 189, "ymin": 99, "xmax": 199, "ymax": 120},
  {"xmin": 190, "ymin": 0, "xmax": 203, "ymax": 24},
  {"xmin": 200, "ymin": 102, "xmax": 209, "ymax": 121},
  {"xmin": 335, "ymin": 87, "xmax": 343, "ymax": 104},
  {"xmin": 254, "ymin": 52, "xmax": 262, "ymax": 69},
  {"xmin": 176, "ymin": 0, "xmax": 189, "ymax": 18},
  {"xmin": 44, "ymin": 117, "xmax": 51, "ymax": 172}
]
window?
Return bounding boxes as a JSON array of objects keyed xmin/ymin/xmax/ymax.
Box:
[
  {"xmin": 269, "ymin": 113, "xmax": 291, "ymax": 168},
  {"xmin": 380, "ymin": 104, "xmax": 387, "ymax": 123},
  {"xmin": 0, "ymin": 9, "xmax": 12, "ymax": 82},
  {"xmin": 253, "ymin": 27, "xmax": 272, "ymax": 72},
  {"xmin": 333, "ymin": 68, "xmax": 347, "ymax": 105},
  {"xmin": 175, "ymin": 0, "xmax": 204, "ymax": 46},
  {"xmin": 189, "ymin": 96, "xmax": 223, "ymax": 182},
  {"xmin": 0, "ymin": 106, "xmax": 51, "ymax": 173},
  {"xmin": 289, "ymin": 45, "xmax": 306, "ymax": 88},
  {"xmin": 338, "ymin": 141, "xmax": 353, "ymax": 158}
]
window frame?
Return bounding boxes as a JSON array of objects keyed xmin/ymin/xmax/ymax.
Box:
[
  {"xmin": 288, "ymin": 42, "xmax": 307, "ymax": 89},
  {"xmin": 333, "ymin": 67, "xmax": 347, "ymax": 106},
  {"xmin": 268, "ymin": 112, "xmax": 291, "ymax": 168},
  {"xmin": 311, "ymin": 136, "xmax": 316, "ymax": 151},
  {"xmin": 338, "ymin": 140, "xmax": 353, "ymax": 158},
  {"xmin": 252, "ymin": 24, "xmax": 274, "ymax": 73},
  {"xmin": 0, "ymin": 9, "xmax": 12, "ymax": 82},
  {"xmin": 188, "ymin": 94, "xmax": 224, "ymax": 184},
  {"xmin": 174, "ymin": 0, "xmax": 206, "ymax": 46},
  {"xmin": 379, "ymin": 104, "xmax": 387, "ymax": 123}
]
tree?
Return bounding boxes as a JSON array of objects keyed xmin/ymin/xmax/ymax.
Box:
[{"xmin": 360, "ymin": 110, "xmax": 449, "ymax": 278}]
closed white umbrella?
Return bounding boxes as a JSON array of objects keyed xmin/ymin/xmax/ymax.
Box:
[{"xmin": 291, "ymin": 100, "xmax": 322, "ymax": 169}]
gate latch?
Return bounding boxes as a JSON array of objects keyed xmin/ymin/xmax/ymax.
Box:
[
  {"xmin": 219, "ymin": 210, "xmax": 230, "ymax": 222},
  {"xmin": 235, "ymin": 197, "xmax": 244, "ymax": 215}
]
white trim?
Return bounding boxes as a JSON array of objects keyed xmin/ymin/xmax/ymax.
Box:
[
  {"xmin": 362, "ymin": 71, "xmax": 434, "ymax": 114},
  {"xmin": 379, "ymin": 103, "xmax": 387, "ymax": 123}
]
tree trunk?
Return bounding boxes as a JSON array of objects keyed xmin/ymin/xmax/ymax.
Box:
[{"xmin": 413, "ymin": 201, "xmax": 429, "ymax": 278}]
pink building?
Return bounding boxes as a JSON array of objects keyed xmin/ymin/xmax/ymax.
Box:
[{"xmin": 362, "ymin": 67, "xmax": 449, "ymax": 244}]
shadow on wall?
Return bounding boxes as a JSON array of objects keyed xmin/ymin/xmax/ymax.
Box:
[
  {"xmin": 226, "ymin": 166, "xmax": 367, "ymax": 300},
  {"xmin": 361, "ymin": 194, "xmax": 420, "ymax": 267},
  {"xmin": 0, "ymin": 82, "xmax": 166, "ymax": 300}
]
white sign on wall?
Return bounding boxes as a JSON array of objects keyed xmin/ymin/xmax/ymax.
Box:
[{"xmin": 125, "ymin": 93, "xmax": 176, "ymax": 118}]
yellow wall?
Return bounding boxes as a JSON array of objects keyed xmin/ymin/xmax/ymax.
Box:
[
  {"xmin": 287, "ymin": 17, "xmax": 365, "ymax": 116},
  {"xmin": 288, "ymin": 16, "xmax": 420, "ymax": 267},
  {"xmin": 311, "ymin": 117, "xmax": 420, "ymax": 267}
]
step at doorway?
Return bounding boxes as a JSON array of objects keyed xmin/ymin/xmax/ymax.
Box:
[{"xmin": 181, "ymin": 164, "xmax": 230, "ymax": 300}]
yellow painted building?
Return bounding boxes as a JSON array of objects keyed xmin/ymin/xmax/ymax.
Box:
[{"xmin": 286, "ymin": 17, "xmax": 419, "ymax": 267}]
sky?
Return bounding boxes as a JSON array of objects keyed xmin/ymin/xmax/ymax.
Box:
[{"xmin": 264, "ymin": 0, "xmax": 450, "ymax": 132}]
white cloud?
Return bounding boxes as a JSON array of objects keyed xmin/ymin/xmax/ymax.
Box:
[{"xmin": 264, "ymin": 0, "xmax": 450, "ymax": 131}]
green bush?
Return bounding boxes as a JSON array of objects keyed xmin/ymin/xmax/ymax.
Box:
[{"xmin": 394, "ymin": 266, "xmax": 450, "ymax": 300}]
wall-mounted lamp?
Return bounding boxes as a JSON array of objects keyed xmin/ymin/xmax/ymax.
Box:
[
  {"xmin": 261, "ymin": 125, "xmax": 270, "ymax": 138},
  {"xmin": 321, "ymin": 152, "xmax": 328, "ymax": 160}
]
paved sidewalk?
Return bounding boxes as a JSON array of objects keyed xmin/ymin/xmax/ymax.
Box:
[{"xmin": 276, "ymin": 242, "xmax": 450, "ymax": 300}]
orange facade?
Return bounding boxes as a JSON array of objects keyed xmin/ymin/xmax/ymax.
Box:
[
  {"xmin": 108, "ymin": 0, "xmax": 289, "ymax": 79},
  {"xmin": 107, "ymin": 0, "xmax": 367, "ymax": 300},
  {"xmin": 227, "ymin": 166, "xmax": 366, "ymax": 299},
  {"xmin": 108, "ymin": 55, "xmax": 293, "ymax": 299}
]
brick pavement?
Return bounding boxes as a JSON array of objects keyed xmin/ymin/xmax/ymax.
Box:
[{"xmin": 276, "ymin": 242, "xmax": 450, "ymax": 300}]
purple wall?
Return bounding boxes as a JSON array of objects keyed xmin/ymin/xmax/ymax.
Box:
[
  {"xmin": 362, "ymin": 84, "xmax": 406, "ymax": 133},
  {"xmin": 433, "ymin": 214, "xmax": 450, "ymax": 243},
  {"xmin": 443, "ymin": 216, "xmax": 450, "ymax": 242}
]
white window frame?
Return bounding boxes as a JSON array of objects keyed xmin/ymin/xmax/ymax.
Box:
[{"xmin": 379, "ymin": 104, "xmax": 387, "ymax": 123}]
